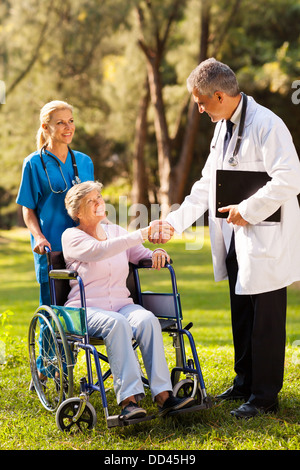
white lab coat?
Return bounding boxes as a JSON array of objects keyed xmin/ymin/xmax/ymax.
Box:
[{"xmin": 167, "ymin": 96, "xmax": 300, "ymax": 295}]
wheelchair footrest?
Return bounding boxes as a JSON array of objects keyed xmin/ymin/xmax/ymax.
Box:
[
  {"xmin": 106, "ymin": 414, "xmax": 155, "ymax": 428},
  {"xmin": 166, "ymin": 402, "xmax": 211, "ymax": 417}
]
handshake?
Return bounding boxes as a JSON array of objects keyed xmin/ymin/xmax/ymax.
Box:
[{"xmin": 147, "ymin": 220, "xmax": 175, "ymax": 244}]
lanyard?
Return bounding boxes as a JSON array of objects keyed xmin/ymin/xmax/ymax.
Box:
[{"xmin": 39, "ymin": 145, "xmax": 81, "ymax": 193}]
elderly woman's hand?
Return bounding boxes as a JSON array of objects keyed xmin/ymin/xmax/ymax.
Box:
[{"xmin": 152, "ymin": 249, "xmax": 170, "ymax": 270}]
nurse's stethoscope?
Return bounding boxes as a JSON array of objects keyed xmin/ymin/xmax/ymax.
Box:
[
  {"xmin": 39, "ymin": 145, "xmax": 81, "ymax": 193},
  {"xmin": 212, "ymin": 92, "xmax": 248, "ymax": 167}
]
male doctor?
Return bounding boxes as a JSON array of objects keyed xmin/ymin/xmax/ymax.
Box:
[{"xmin": 150, "ymin": 58, "xmax": 300, "ymax": 418}]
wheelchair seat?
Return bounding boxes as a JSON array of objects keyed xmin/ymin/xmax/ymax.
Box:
[{"xmin": 46, "ymin": 250, "xmax": 177, "ymax": 337}]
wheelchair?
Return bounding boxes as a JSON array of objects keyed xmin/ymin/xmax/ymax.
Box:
[{"xmin": 28, "ymin": 247, "xmax": 211, "ymax": 432}]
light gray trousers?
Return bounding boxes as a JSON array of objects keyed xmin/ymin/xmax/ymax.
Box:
[{"xmin": 86, "ymin": 303, "xmax": 172, "ymax": 404}]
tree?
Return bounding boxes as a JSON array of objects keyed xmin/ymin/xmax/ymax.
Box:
[
  {"xmin": 134, "ymin": 0, "xmax": 244, "ymax": 214},
  {"xmin": 136, "ymin": 0, "xmax": 187, "ymax": 213},
  {"xmin": 131, "ymin": 77, "xmax": 151, "ymax": 209},
  {"xmin": 0, "ymin": 0, "xmax": 299, "ymax": 229}
]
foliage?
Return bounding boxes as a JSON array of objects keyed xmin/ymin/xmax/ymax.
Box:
[
  {"xmin": 0, "ymin": 310, "xmax": 25, "ymax": 367},
  {"xmin": 0, "ymin": 0, "xmax": 299, "ymax": 227},
  {"xmin": 0, "ymin": 310, "xmax": 13, "ymax": 364},
  {"xmin": 0, "ymin": 309, "xmax": 14, "ymax": 339}
]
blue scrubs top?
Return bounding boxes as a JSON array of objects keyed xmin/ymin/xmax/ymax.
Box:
[{"xmin": 16, "ymin": 149, "xmax": 94, "ymax": 283}]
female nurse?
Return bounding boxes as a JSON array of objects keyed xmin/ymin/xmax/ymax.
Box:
[{"xmin": 16, "ymin": 100, "xmax": 95, "ymax": 305}]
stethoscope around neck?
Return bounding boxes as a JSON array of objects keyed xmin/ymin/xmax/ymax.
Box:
[
  {"xmin": 39, "ymin": 145, "xmax": 81, "ymax": 193},
  {"xmin": 212, "ymin": 92, "xmax": 248, "ymax": 167}
]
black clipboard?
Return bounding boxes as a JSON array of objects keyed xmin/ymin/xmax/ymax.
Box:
[{"xmin": 216, "ymin": 169, "xmax": 281, "ymax": 222}]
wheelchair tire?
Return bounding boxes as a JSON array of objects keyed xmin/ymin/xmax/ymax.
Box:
[
  {"xmin": 172, "ymin": 378, "xmax": 204, "ymax": 405},
  {"xmin": 28, "ymin": 305, "xmax": 74, "ymax": 412},
  {"xmin": 56, "ymin": 398, "xmax": 97, "ymax": 433}
]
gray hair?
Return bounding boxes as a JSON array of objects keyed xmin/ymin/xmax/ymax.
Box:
[
  {"xmin": 65, "ymin": 181, "xmax": 103, "ymax": 222},
  {"xmin": 186, "ymin": 58, "xmax": 240, "ymax": 97}
]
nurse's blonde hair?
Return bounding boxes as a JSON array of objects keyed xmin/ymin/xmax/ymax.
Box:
[{"xmin": 36, "ymin": 100, "xmax": 73, "ymax": 150}]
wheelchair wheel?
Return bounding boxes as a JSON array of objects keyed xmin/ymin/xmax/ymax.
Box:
[
  {"xmin": 173, "ymin": 378, "xmax": 204, "ymax": 405},
  {"xmin": 28, "ymin": 305, "xmax": 74, "ymax": 412},
  {"xmin": 56, "ymin": 398, "xmax": 97, "ymax": 432}
]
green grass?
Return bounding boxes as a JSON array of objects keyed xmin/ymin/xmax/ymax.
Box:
[{"xmin": 0, "ymin": 227, "xmax": 300, "ymax": 451}]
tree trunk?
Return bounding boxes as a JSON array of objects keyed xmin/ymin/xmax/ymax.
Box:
[
  {"xmin": 169, "ymin": 0, "xmax": 211, "ymax": 205},
  {"xmin": 145, "ymin": 56, "xmax": 172, "ymax": 216},
  {"xmin": 131, "ymin": 77, "xmax": 151, "ymax": 209},
  {"xmin": 136, "ymin": 1, "xmax": 183, "ymax": 216},
  {"xmin": 136, "ymin": 0, "xmax": 243, "ymax": 211}
]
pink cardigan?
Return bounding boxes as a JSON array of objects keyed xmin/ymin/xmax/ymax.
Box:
[{"xmin": 61, "ymin": 224, "xmax": 153, "ymax": 311}]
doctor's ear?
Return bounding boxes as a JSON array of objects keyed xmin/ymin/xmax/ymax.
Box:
[{"xmin": 215, "ymin": 92, "xmax": 224, "ymax": 103}]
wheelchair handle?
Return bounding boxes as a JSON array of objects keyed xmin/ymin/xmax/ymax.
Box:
[{"xmin": 138, "ymin": 258, "xmax": 173, "ymax": 268}]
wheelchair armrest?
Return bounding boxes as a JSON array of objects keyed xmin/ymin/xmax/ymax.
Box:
[
  {"xmin": 49, "ymin": 269, "xmax": 78, "ymax": 280},
  {"xmin": 138, "ymin": 258, "xmax": 173, "ymax": 268}
]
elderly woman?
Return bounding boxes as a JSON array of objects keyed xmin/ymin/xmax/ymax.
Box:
[{"xmin": 62, "ymin": 181, "xmax": 193, "ymax": 419}]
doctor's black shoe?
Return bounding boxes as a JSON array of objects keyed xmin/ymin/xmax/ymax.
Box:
[
  {"xmin": 158, "ymin": 395, "xmax": 194, "ymax": 417},
  {"xmin": 230, "ymin": 401, "xmax": 279, "ymax": 419},
  {"xmin": 216, "ymin": 386, "xmax": 249, "ymax": 401},
  {"xmin": 120, "ymin": 402, "xmax": 147, "ymax": 420}
]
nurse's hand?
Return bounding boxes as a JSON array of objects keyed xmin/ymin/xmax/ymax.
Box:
[
  {"xmin": 22, "ymin": 207, "xmax": 52, "ymax": 254},
  {"xmin": 152, "ymin": 249, "xmax": 170, "ymax": 270},
  {"xmin": 218, "ymin": 205, "xmax": 248, "ymax": 226},
  {"xmin": 33, "ymin": 236, "xmax": 52, "ymax": 254}
]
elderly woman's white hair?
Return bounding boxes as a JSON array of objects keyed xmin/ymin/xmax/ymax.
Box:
[{"xmin": 65, "ymin": 181, "xmax": 103, "ymax": 222}]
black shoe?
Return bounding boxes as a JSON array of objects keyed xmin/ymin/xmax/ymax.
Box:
[
  {"xmin": 158, "ymin": 395, "xmax": 194, "ymax": 417},
  {"xmin": 230, "ymin": 401, "xmax": 279, "ymax": 419},
  {"xmin": 120, "ymin": 402, "xmax": 147, "ymax": 420},
  {"xmin": 216, "ymin": 386, "xmax": 249, "ymax": 401}
]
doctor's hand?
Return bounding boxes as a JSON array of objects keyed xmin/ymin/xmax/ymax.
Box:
[
  {"xmin": 218, "ymin": 205, "xmax": 248, "ymax": 226},
  {"xmin": 148, "ymin": 220, "xmax": 174, "ymax": 244}
]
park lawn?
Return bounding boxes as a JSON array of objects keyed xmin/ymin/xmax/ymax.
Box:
[{"xmin": 0, "ymin": 227, "xmax": 300, "ymax": 451}]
